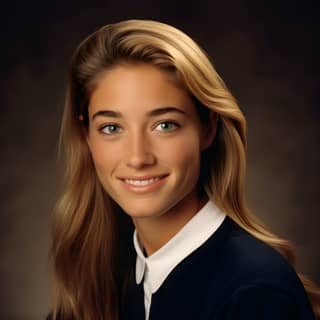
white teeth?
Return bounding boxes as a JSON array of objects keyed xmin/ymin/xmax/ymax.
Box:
[{"xmin": 124, "ymin": 177, "xmax": 161, "ymax": 186}]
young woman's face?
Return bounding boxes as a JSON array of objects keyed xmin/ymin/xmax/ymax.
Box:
[{"xmin": 86, "ymin": 63, "xmax": 214, "ymax": 219}]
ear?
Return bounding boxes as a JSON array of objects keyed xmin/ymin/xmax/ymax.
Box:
[
  {"xmin": 79, "ymin": 114, "xmax": 91, "ymax": 148},
  {"xmin": 200, "ymin": 111, "xmax": 218, "ymax": 151},
  {"xmin": 86, "ymin": 134, "xmax": 91, "ymax": 149}
]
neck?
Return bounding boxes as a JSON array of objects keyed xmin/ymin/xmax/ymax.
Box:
[{"xmin": 132, "ymin": 191, "xmax": 208, "ymax": 257}]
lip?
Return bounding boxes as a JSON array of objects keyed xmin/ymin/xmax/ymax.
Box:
[
  {"xmin": 118, "ymin": 174, "xmax": 169, "ymax": 194},
  {"xmin": 118, "ymin": 174, "xmax": 169, "ymax": 181}
]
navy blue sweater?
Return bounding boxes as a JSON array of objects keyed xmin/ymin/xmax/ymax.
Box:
[{"xmin": 121, "ymin": 215, "xmax": 315, "ymax": 320}]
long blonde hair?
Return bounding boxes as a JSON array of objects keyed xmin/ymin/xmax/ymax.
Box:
[{"xmin": 49, "ymin": 19, "xmax": 320, "ymax": 320}]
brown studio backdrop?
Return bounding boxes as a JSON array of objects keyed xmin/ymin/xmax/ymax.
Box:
[{"xmin": 1, "ymin": 1, "xmax": 319, "ymax": 319}]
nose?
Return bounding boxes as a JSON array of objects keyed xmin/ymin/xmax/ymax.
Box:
[{"xmin": 125, "ymin": 132, "xmax": 156, "ymax": 169}]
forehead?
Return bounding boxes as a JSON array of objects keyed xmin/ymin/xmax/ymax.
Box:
[{"xmin": 88, "ymin": 63, "xmax": 195, "ymax": 116}]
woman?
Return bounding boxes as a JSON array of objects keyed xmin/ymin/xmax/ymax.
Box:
[{"xmin": 47, "ymin": 19, "xmax": 320, "ymax": 320}]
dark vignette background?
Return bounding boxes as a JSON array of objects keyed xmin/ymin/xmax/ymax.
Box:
[{"xmin": 1, "ymin": 0, "xmax": 319, "ymax": 319}]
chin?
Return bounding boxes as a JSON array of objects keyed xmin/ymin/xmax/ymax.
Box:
[
  {"xmin": 118, "ymin": 201, "xmax": 167, "ymax": 219},
  {"xmin": 122, "ymin": 207, "xmax": 162, "ymax": 219}
]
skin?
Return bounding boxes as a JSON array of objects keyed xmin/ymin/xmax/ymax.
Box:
[{"xmin": 86, "ymin": 63, "xmax": 216, "ymax": 256}]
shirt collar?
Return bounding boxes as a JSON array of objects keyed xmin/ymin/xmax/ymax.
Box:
[{"xmin": 133, "ymin": 199, "xmax": 227, "ymax": 293}]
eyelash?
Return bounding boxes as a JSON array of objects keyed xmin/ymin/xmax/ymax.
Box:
[
  {"xmin": 98, "ymin": 120, "xmax": 180, "ymax": 135},
  {"xmin": 154, "ymin": 120, "xmax": 180, "ymax": 132},
  {"xmin": 99, "ymin": 123, "xmax": 122, "ymax": 135}
]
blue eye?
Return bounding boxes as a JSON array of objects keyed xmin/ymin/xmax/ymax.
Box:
[
  {"xmin": 100, "ymin": 124, "xmax": 122, "ymax": 135},
  {"xmin": 155, "ymin": 121, "xmax": 179, "ymax": 132}
]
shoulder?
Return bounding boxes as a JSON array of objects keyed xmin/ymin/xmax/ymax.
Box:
[
  {"xmin": 214, "ymin": 282, "xmax": 315, "ymax": 319},
  {"xmin": 209, "ymin": 217, "xmax": 315, "ymax": 319},
  {"xmin": 218, "ymin": 217, "xmax": 305, "ymax": 292}
]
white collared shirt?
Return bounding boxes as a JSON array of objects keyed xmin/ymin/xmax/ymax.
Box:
[{"xmin": 133, "ymin": 199, "xmax": 227, "ymax": 320}]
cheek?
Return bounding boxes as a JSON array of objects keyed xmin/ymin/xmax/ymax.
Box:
[
  {"xmin": 88, "ymin": 140, "xmax": 120, "ymax": 175},
  {"xmin": 159, "ymin": 132, "xmax": 201, "ymax": 172}
]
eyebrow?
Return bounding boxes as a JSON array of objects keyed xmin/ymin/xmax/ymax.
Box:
[{"xmin": 91, "ymin": 106, "xmax": 187, "ymax": 121}]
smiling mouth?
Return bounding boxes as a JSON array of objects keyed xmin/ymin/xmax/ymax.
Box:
[{"xmin": 118, "ymin": 174, "xmax": 169, "ymax": 187}]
